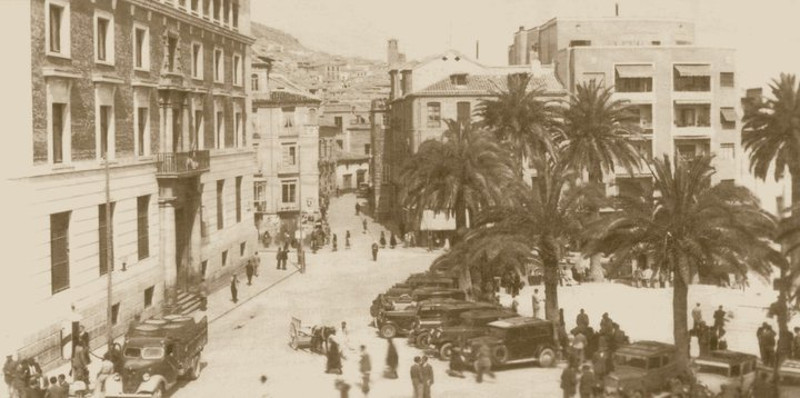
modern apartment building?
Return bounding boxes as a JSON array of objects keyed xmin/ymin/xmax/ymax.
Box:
[
  {"xmin": 508, "ymin": 18, "xmax": 741, "ymax": 195},
  {"xmin": 251, "ymin": 57, "xmax": 321, "ymax": 239},
  {"xmin": 381, "ymin": 49, "xmax": 563, "ymax": 234},
  {"xmin": 1, "ymin": 0, "xmax": 255, "ymax": 368}
]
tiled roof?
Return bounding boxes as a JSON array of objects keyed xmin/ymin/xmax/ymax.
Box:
[
  {"xmin": 336, "ymin": 151, "xmax": 370, "ymax": 162},
  {"xmin": 413, "ymin": 71, "xmax": 564, "ymax": 97},
  {"xmin": 253, "ymin": 90, "xmax": 320, "ymax": 105}
]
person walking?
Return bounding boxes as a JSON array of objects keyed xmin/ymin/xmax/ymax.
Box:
[
  {"xmin": 253, "ymin": 251, "xmax": 261, "ymax": 277},
  {"xmin": 276, "ymin": 248, "xmax": 283, "ymax": 270},
  {"xmin": 199, "ymin": 278, "xmax": 208, "ymax": 311},
  {"xmin": 421, "ymin": 356, "xmax": 434, "ymax": 398},
  {"xmin": 576, "ymin": 309, "xmax": 589, "ymax": 329},
  {"xmin": 390, "ymin": 233, "xmax": 397, "ymax": 249},
  {"xmin": 245, "ymin": 260, "xmax": 254, "ymax": 286},
  {"xmin": 359, "ymin": 345, "xmax": 371, "ymax": 395},
  {"xmin": 379, "ymin": 232, "xmax": 387, "ymax": 248},
  {"xmin": 447, "ymin": 346, "xmax": 466, "ymax": 378},
  {"xmin": 230, "ymin": 274, "xmax": 239, "ymax": 303},
  {"xmin": 410, "ymin": 357, "xmax": 423, "ymax": 398},
  {"xmin": 45, "ymin": 376, "xmax": 67, "ymax": 398},
  {"xmin": 561, "ymin": 365, "xmax": 578, "ymax": 398},
  {"xmin": 281, "ymin": 247, "xmax": 288, "ymax": 270},
  {"xmin": 332, "ymin": 234, "xmax": 338, "ymax": 251},
  {"xmin": 362, "ymin": 218, "xmax": 368, "ymax": 234},
  {"xmin": 371, "ymin": 242, "xmax": 379, "ymax": 262},
  {"xmin": 71, "ymin": 344, "xmax": 90, "ymax": 388},
  {"xmin": 355, "ymin": 202, "xmax": 360, "ymax": 216},
  {"xmin": 345, "ymin": 231, "xmax": 351, "ymax": 250},
  {"xmin": 697, "ymin": 322, "xmax": 710, "ymax": 356},
  {"xmin": 713, "ymin": 305, "xmax": 727, "ymax": 331},
  {"xmin": 474, "ymin": 344, "xmax": 494, "ymax": 383},
  {"xmin": 532, "ymin": 289, "xmax": 543, "ymax": 319},
  {"xmin": 763, "ymin": 324, "xmax": 777, "ymax": 366},
  {"xmin": 573, "ymin": 331, "xmax": 588, "ymax": 365},
  {"xmin": 4, "ymin": 354, "xmax": 17, "ymax": 397},
  {"xmin": 326, "ymin": 336, "xmax": 343, "ymax": 375},
  {"xmin": 384, "ymin": 338, "xmax": 398, "ymax": 379},
  {"xmin": 692, "ymin": 303, "xmax": 703, "ymax": 331},
  {"xmin": 579, "ymin": 364, "xmax": 596, "ymax": 398},
  {"xmin": 510, "ymin": 297, "xmax": 519, "ymax": 314},
  {"xmin": 95, "ymin": 352, "xmax": 115, "ymax": 396}
]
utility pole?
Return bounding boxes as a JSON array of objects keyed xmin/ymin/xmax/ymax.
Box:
[{"xmin": 104, "ymin": 151, "xmax": 113, "ymax": 348}]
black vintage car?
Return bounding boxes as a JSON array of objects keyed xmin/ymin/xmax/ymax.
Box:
[
  {"xmin": 407, "ymin": 301, "xmax": 500, "ymax": 347},
  {"xmin": 371, "ymin": 287, "xmax": 466, "ymax": 319},
  {"xmin": 463, "ymin": 317, "xmax": 558, "ymax": 368},
  {"xmin": 425, "ymin": 309, "xmax": 517, "ymax": 360},
  {"xmin": 376, "ymin": 298, "xmax": 474, "ymax": 339}
]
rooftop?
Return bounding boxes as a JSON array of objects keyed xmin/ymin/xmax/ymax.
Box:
[
  {"xmin": 615, "ymin": 341, "xmax": 675, "ymax": 356},
  {"xmin": 488, "ymin": 316, "xmax": 550, "ymax": 328},
  {"xmin": 695, "ymin": 350, "xmax": 757, "ymax": 365},
  {"xmin": 412, "ymin": 71, "xmax": 563, "ymax": 98}
]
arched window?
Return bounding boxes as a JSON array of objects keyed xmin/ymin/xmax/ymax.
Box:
[{"xmin": 251, "ymin": 74, "xmax": 259, "ymax": 91}]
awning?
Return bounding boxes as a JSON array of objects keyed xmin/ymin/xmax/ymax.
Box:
[
  {"xmin": 674, "ymin": 64, "xmax": 711, "ymax": 77},
  {"xmin": 674, "ymin": 99, "xmax": 710, "ymax": 105},
  {"xmin": 615, "ymin": 65, "xmax": 653, "ymax": 78},
  {"xmin": 720, "ymin": 108, "xmax": 738, "ymax": 122}
]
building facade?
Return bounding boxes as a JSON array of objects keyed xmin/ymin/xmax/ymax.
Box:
[
  {"xmin": 250, "ymin": 58, "xmax": 321, "ymax": 241},
  {"xmin": 370, "ymin": 99, "xmax": 388, "ymax": 218},
  {"xmin": 1, "ymin": 0, "xmax": 256, "ymax": 368}
]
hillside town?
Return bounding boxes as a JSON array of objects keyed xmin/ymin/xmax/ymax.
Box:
[{"xmin": 0, "ymin": 0, "xmax": 799, "ymax": 397}]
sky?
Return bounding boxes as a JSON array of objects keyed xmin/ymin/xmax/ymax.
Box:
[{"xmin": 251, "ymin": 0, "xmax": 799, "ymax": 89}]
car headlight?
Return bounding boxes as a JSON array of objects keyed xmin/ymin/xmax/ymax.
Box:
[{"xmin": 142, "ymin": 373, "xmax": 150, "ymax": 381}]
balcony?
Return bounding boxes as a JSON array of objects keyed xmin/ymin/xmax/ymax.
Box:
[
  {"xmin": 277, "ymin": 202, "xmax": 299, "ymax": 213},
  {"xmin": 155, "ymin": 150, "xmax": 210, "ymax": 178}
]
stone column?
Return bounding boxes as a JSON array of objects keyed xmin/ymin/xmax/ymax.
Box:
[
  {"xmin": 165, "ymin": 106, "xmax": 174, "ymax": 153},
  {"xmin": 183, "ymin": 98, "xmax": 192, "ymax": 151},
  {"xmin": 189, "ymin": 189, "xmax": 203, "ymax": 283},
  {"xmin": 159, "ymin": 98, "xmax": 169, "ymax": 154},
  {"xmin": 159, "ymin": 191, "xmax": 178, "ymax": 313}
]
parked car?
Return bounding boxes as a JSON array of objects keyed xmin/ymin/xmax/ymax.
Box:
[
  {"xmin": 462, "ymin": 317, "xmax": 558, "ymax": 368},
  {"xmin": 376, "ymin": 298, "xmax": 468, "ymax": 339},
  {"xmin": 604, "ymin": 341, "xmax": 679, "ymax": 397},
  {"xmin": 693, "ymin": 350, "xmax": 758, "ymax": 396},
  {"xmin": 370, "ymin": 287, "xmax": 465, "ymax": 319},
  {"xmin": 756, "ymin": 359, "xmax": 800, "ymax": 398},
  {"xmin": 105, "ymin": 316, "xmax": 208, "ymax": 398},
  {"xmin": 407, "ymin": 301, "xmax": 499, "ymax": 347},
  {"xmin": 426, "ymin": 309, "xmax": 517, "ymax": 360}
]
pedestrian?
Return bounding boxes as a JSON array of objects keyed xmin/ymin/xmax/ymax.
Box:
[
  {"xmin": 78, "ymin": 326, "xmax": 90, "ymax": 353},
  {"xmin": 379, "ymin": 231, "xmax": 386, "ymax": 248},
  {"xmin": 71, "ymin": 344, "xmax": 90, "ymax": 388},
  {"xmin": 592, "ymin": 347, "xmax": 609, "ymax": 378},
  {"xmin": 199, "ymin": 278, "xmax": 208, "ymax": 311},
  {"xmin": 713, "ymin": 305, "xmax": 727, "ymax": 331},
  {"xmin": 281, "ymin": 247, "xmax": 288, "ymax": 270},
  {"xmin": 275, "ymin": 248, "xmax": 283, "ymax": 270},
  {"xmin": 510, "ymin": 297, "xmax": 519, "ymax": 314},
  {"xmin": 579, "ymin": 364, "xmax": 595, "ymax": 398},
  {"xmin": 793, "ymin": 327, "xmax": 800, "ymax": 359},
  {"xmin": 345, "ymin": 233, "xmax": 351, "ymax": 250},
  {"xmin": 326, "ymin": 333, "xmax": 343, "ymax": 374},
  {"xmin": 718, "ymin": 327, "xmax": 728, "ymax": 350},
  {"xmin": 532, "ymin": 289, "xmax": 543, "ymax": 319},
  {"xmin": 253, "ymin": 251, "xmax": 261, "ymax": 277},
  {"xmin": 359, "ymin": 345, "xmax": 371, "ymax": 395},
  {"xmin": 641, "ymin": 266, "xmax": 652, "ymax": 288},
  {"xmin": 573, "ymin": 331, "xmax": 588, "ymax": 365},
  {"xmin": 334, "ymin": 378, "xmax": 351, "ymax": 398},
  {"xmin": 96, "ymin": 352, "xmax": 114, "ymax": 395},
  {"xmin": 474, "ymin": 344, "xmax": 494, "ymax": 383},
  {"xmin": 262, "ymin": 230, "xmax": 271, "ymax": 248},
  {"xmin": 561, "ymin": 365, "xmax": 578, "ymax": 398},
  {"xmin": 691, "ymin": 303, "xmax": 703, "ymax": 331},
  {"xmin": 371, "ymin": 242, "xmax": 379, "ymax": 262},
  {"xmin": 362, "ymin": 218, "xmax": 368, "ymax": 234},
  {"xmin": 107, "ymin": 343, "xmax": 124, "ymax": 374},
  {"xmin": 446, "ymin": 346, "xmax": 466, "ymax": 378},
  {"xmin": 421, "ymin": 356, "xmax": 434, "ymax": 398},
  {"xmin": 45, "ymin": 376, "xmax": 67, "ymax": 398},
  {"xmin": 57, "ymin": 374, "xmax": 69, "ymax": 394},
  {"xmin": 245, "ymin": 260, "xmax": 254, "ymax": 286},
  {"xmin": 390, "ymin": 233, "xmax": 397, "ymax": 249},
  {"xmin": 757, "ymin": 322, "xmax": 770, "ymax": 364},
  {"xmin": 332, "ymin": 234, "xmax": 338, "ymax": 251},
  {"xmin": 512, "ymin": 272, "xmax": 521, "ymax": 297},
  {"xmin": 410, "ymin": 356, "xmax": 423, "ymax": 398},
  {"xmin": 763, "ymin": 324, "xmax": 777, "ymax": 366},
  {"xmin": 384, "ymin": 338, "xmax": 398, "ymax": 379},
  {"xmin": 4, "ymin": 354, "xmax": 17, "ymax": 397},
  {"xmin": 576, "ymin": 309, "xmax": 589, "ymax": 329},
  {"xmin": 356, "ymin": 202, "xmax": 360, "ymax": 216},
  {"xmin": 230, "ymin": 274, "xmax": 239, "ymax": 303},
  {"xmin": 599, "ymin": 313, "xmax": 613, "ymax": 336},
  {"xmin": 697, "ymin": 322, "xmax": 710, "ymax": 356}
]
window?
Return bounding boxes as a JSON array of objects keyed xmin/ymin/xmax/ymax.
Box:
[
  {"xmin": 194, "ymin": 110, "xmax": 203, "ymax": 149},
  {"xmin": 52, "ymin": 103, "xmax": 65, "ymax": 164},
  {"xmin": 137, "ymin": 195, "xmax": 150, "ymax": 260},
  {"xmin": 133, "ymin": 26, "xmax": 149, "ymax": 70},
  {"xmin": 99, "ymin": 202, "xmax": 115, "ymax": 276},
  {"xmin": 99, "ymin": 105, "xmax": 113, "ymax": 158},
  {"xmin": 213, "ymin": 0, "xmax": 221, "ymax": 20},
  {"xmin": 95, "ymin": 14, "xmax": 113, "ymax": 64},
  {"xmin": 674, "ymin": 104, "xmax": 710, "ymax": 127},
  {"xmin": 222, "ymin": 250, "xmax": 228, "ymax": 266},
  {"xmin": 235, "ymin": 176, "xmax": 242, "ymax": 222},
  {"xmin": 282, "ymin": 107, "xmax": 295, "ymax": 128},
  {"xmin": 457, "ymin": 102, "xmax": 471, "ymax": 125},
  {"xmin": 144, "ymin": 286, "xmax": 154, "ymax": 308},
  {"xmin": 214, "ymin": 49, "xmax": 224, "ymax": 82},
  {"xmin": 167, "ymin": 36, "xmax": 178, "ymax": 73},
  {"xmin": 50, "ymin": 212, "xmax": 70, "ymax": 294},
  {"xmin": 569, "ymin": 40, "xmax": 591, "ymax": 47},
  {"xmin": 240, "ymin": 242, "xmax": 246, "ymax": 257},
  {"xmin": 719, "ymin": 143, "xmax": 735, "ymax": 160},
  {"xmin": 203, "ymin": 0, "xmax": 211, "ymax": 16},
  {"xmin": 364, "ymin": 144, "xmax": 371, "ymax": 155},
  {"xmin": 192, "ymin": 43, "xmax": 203, "ymax": 79},
  {"xmin": 233, "ymin": 54, "xmax": 242, "ymax": 85},
  {"xmin": 47, "ymin": 1, "xmax": 70, "ymax": 57},
  {"xmin": 251, "ymin": 74, "xmax": 259, "ymax": 91},
  {"xmin": 234, "ymin": 111, "xmax": 242, "ymax": 147},
  {"xmin": 223, "ymin": 0, "xmax": 230, "ymax": 24},
  {"xmin": 720, "ymin": 107, "xmax": 737, "ymax": 129},
  {"xmin": 334, "ymin": 116, "xmax": 342, "ymax": 127},
  {"xmin": 720, "ymin": 72, "xmax": 735, "ymax": 88},
  {"xmin": 137, "ymin": 108, "xmax": 149, "ymax": 157},
  {"xmin": 282, "ymin": 144, "xmax": 297, "ymax": 166},
  {"xmin": 232, "ymin": 1, "xmax": 239, "ymax": 28},
  {"xmin": 281, "ymin": 180, "xmax": 297, "ymax": 203},
  {"xmin": 216, "ymin": 180, "xmax": 224, "ymax": 230},
  {"xmin": 674, "ymin": 65, "xmax": 711, "ymax": 92},
  {"xmin": 216, "ymin": 109, "xmax": 224, "ymax": 148},
  {"xmin": 111, "ymin": 303, "xmax": 120, "ymax": 325},
  {"xmin": 450, "ymin": 74, "xmax": 467, "ymax": 85},
  {"xmin": 426, "ymin": 102, "xmax": 441, "ymax": 127}
]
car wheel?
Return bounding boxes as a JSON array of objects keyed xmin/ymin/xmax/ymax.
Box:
[
  {"xmin": 151, "ymin": 384, "xmax": 165, "ymax": 398},
  {"xmin": 415, "ymin": 332, "xmax": 431, "ymax": 348},
  {"xmin": 537, "ymin": 347, "xmax": 556, "ymax": 368},
  {"xmin": 439, "ymin": 343, "xmax": 454, "ymax": 361},
  {"xmin": 492, "ymin": 345, "xmax": 509, "ymax": 365},
  {"xmin": 189, "ymin": 354, "xmax": 202, "ymax": 380},
  {"xmin": 380, "ymin": 324, "xmax": 397, "ymax": 339}
]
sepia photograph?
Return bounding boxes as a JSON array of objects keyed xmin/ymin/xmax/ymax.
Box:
[{"xmin": 0, "ymin": 0, "xmax": 799, "ymax": 396}]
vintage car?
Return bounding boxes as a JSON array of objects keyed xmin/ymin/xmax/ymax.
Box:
[
  {"xmin": 755, "ymin": 359, "xmax": 800, "ymax": 398},
  {"xmin": 693, "ymin": 350, "xmax": 757, "ymax": 395},
  {"xmin": 376, "ymin": 298, "xmax": 471, "ymax": 339},
  {"xmin": 462, "ymin": 317, "xmax": 558, "ymax": 368},
  {"xmin": 407, "ymin": 301, "xmax": 500, "ymax": 347},
  {"xmin": 426, "ymin": 309, "xmax": 517, "ymax": 360},
  {"xmin": 105, "ymin": 316, "xmax": 208, "ymax": 398},
  {"xmin": 604, "ymin": 341, "xmax": 679, "ymax": 397},
  {"xmin": 370, "ymin": 284, "xmax": 462, "ymax": 318}
]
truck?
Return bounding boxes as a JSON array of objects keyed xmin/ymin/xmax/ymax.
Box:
[{"xmin": 105, "ymin": 315, "xmax": 208, "ymax": 398}]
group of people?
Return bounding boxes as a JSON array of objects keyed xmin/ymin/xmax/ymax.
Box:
[
  {"xmin": 691, "ymin": 304, "xmax": 730, "ymax": 357},
  {"xmin": 4, "ymin": 355, "xmax": 53, "ymax": 398},
  {"xmin": 632, "ymin": 266, "xmax": 671, "ymax": 288}
]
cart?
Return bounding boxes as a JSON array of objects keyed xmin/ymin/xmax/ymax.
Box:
[{"xmin": 289, "ymin": 317, "xmax": 336, "ymax": 353}]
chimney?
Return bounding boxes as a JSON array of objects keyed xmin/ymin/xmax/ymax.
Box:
[{"xmin": 475, "ymin": 41, "xmax": 480, "ymax": 60}]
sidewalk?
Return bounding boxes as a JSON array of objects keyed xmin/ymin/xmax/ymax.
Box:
[{"xmin": 45, "ymin": 251, "xmax": 299, "ymax": 395}]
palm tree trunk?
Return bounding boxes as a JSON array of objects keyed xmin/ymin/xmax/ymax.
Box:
[
  {"xmin": 673, "ymin": 269, "xmax": 691, "ymax": 373},
  {"xmin": 542, "ymin": 241, "xmax": 559, "ymax": 321},
  {"xmin": 587, "ymin": 171, "xmax": 606, "ymax": 282}
]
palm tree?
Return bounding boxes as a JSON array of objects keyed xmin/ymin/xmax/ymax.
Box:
[
  {"xmin": 443, "ymin": 157, "xmax": 601, "ymax": 320},
  {"xmin": 399, "ymin": 120, "xmax": 517, "ymax": 237},
  {"xmin": 476, "ymin": 72, "xmax": 558, "ymax": 167},
  {"xmin": 586, "ymin": 155, "xmax": 782, "ymax": 372},
  {"xmin": 560, "ymin": 80, "xmax": 643, "ymax": 281}
]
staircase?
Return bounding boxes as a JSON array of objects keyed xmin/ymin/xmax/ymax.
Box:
[{"xmin": 175, "ymin": 289, "xmax": 203, "ymax": 315}]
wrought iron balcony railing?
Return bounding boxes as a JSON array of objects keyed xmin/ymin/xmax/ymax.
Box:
[{"xmin": 156, "ymin": 150, "xmax": 210, "ymax": 177}]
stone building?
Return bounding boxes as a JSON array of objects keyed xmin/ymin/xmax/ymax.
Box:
[
  {"xmin": 369, "ymin": 99, "xmax": 388, "ymax": 218},
  {"xmin": 1, "ymin": 0, "xmax": 256, "ymax": 368},
  {"xmin": 250, "ymin": 57, "xmax": 321, "ymax": 242}
]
